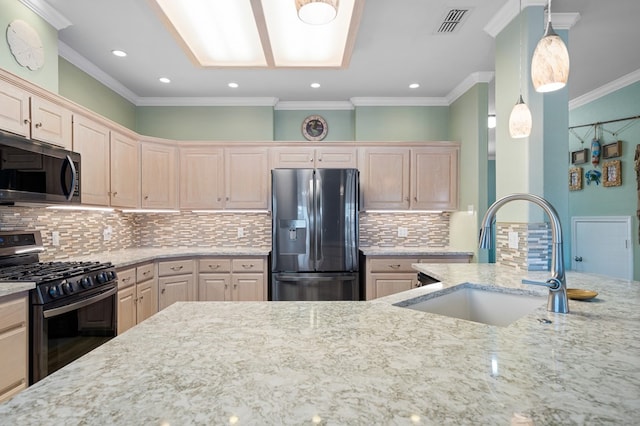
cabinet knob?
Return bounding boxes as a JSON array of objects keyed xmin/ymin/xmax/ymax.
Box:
[
  {"xmin": 23, "ymin": 118, "xmax": 31, "ymax": 124},
  {"xmin": 161, "ymin": 288, "xmax": 166, "ymax": 294},
  {"xmin": 318, "ymin": 158, "xmax": 322, "ymax": 162},
  {"xmin": 224, "ymin": 284, "xmax": 228, "ymax": 289},
  {"xmin": 112, "ymin": 191, "xmax": 118, "ymax": 197},
  {"xmin": 233, "ymin": 284, "xmax": 238, "ymax": 289},
  {"xmin": 144, "ymin": 195, "xmax": 149, "ymax": 200},
  {"xmin": 143, "ymin": 271, "xmax": 150, "ymax": 276},
  {"xmin": 414, "ymin": 197, "xmax": 417, "ymax": 202},
  {"xmin": 208, "ymin": 264, "xmax": 220, "ymax": 270},
  {"xmin": 34, "ymin": 122, "xmax": 42, "ymax": 128},
  {"xmin": 310, "ymin": 158, "xmax": 313, "ymax": 162},
  {"xmin": 242, "ymin": 264, "xmax": 254, "ymax": 269},
  {"xmin": 170, "ymin": 265, "xmax": 183, "ymax": 271},
  {"xmin": 388, "ymin": 264, "xmax": 401, "ymax": 269},
  {"xmin": 405, "ymin": 197, "xmax": 410, "ymax": 202}
]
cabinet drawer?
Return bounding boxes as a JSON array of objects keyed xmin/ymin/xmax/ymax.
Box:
[
  {"xmin": 231, "ymin": 258, "xmax": 264, "ymax": 273},
  {"xmin": 158, "ymin": 259, "xmax": 194, "ymax": 276},
  {"xmin": 199, "ymin": 258, "xmax": 231, "ymax": 273},
  {"xmin": 136, "ymin": 263, "xmax": 155, "ymax": 281},
  {"xmin": 117, "ymin": 267, "xmax": 136, "ymax": 290},
  {"xmin": 0, "ymin": 295, "xmax": 27, "ymax": 333},
  {"xmin": 368, "ymin": 258, "xmax": 418, "ymax": 273}
]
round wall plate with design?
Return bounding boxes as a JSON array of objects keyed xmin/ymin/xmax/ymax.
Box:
[
  {"xmin": 6, "ymin": 19, "xmax": 45, "ymax": 71},
  {"xmin": 302, "ymin": 115, "xmax": 328, "ymax": 141}
]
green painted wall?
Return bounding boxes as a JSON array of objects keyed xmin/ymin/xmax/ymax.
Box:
[
  {"xmin": 58, "ymin": 58, "xmax": 136, "ymax": 130},
  {"xmin": 0, "ymin": 0, "xmax": 58, "ymax": 92},
  {"xmin": 448, "ymin": 83, "xmax": 489, "ymax": 262},
  {"xmin": 568, "ymin": 81, "xmax": 640, "ymax": 281},
  {"xmin": 135, "ymin": 106, "xmax": 274, "ymax": 141},
  {"xmin": 275, "ymin": 109, "xmax": 354, "ymax": 141},
  {"xmin": 354, "ymin": 106, "xmax": 449, "ymax": 141}
]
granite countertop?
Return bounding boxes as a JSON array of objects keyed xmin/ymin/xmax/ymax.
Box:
[
  {"xmin": 1, "ymin": 264, "xmax": 639, "ymax": 424},
  {"xmin": 70, "ymin": 246, "xmax": 272, "ymax": 268},
  {"xmin": 360, "ymin": 246, "xmax": 473, "ymax": 257},
  {"xmin": 0, "ymin": 282, "xmax": 34, "ymax": 298}
]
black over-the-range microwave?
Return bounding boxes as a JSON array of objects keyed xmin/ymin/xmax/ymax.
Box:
[{"xmin": 0, "ymin": 130, "xmax": 80, "ymax": 205}]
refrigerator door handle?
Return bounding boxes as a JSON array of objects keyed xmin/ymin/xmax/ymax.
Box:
[
  {"xmin": 274, "ymin": 274, "xmax": 354, "ymax": 282},
  {"xmin": 314, "ymin": 170, "xmax": 322, "ymax": 271}
]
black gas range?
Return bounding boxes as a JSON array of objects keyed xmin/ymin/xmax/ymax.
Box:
[{"xmin": 0, "ymin": 230, "xmax": 118, "ymax": 384}]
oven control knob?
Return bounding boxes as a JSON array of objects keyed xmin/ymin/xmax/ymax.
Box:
[
  {"xmin": 80, "ymin": 277, "xmax": 92, "ymax": 288},
  {"xmin": 48, "ymin": 285, "xmax": 62, "ymax": 298},
  {"xmin": 96, "ymin": 272, "xmax": 107, "ymax": 284},
  {"xmin": 62, "ymin": 281, "xmax": 74, "ymax": 294},
  {"xmin": 107, "ymin": 271, "xmax": 116, "ymax": 281}
]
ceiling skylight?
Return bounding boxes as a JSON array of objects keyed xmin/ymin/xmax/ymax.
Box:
[{"xmin": 149, "ymin": 0, "xmax": 363, "ymax": 68}]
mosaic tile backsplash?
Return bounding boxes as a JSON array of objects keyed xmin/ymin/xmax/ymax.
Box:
[
  {"xmin": 495, "ymin": 222, "xmax": 551, "ymax": 271},
  {"xmin": 0, "ymin": 207, "xmax": 451, "ymax": 261}
]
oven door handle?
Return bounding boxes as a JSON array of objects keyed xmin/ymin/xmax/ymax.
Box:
[{"xmin": 43, "ymin": 286, "xmax": 117, "ymax": 319}]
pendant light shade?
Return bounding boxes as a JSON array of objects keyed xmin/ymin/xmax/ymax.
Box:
[
  {"xmin": 509, "ymin": 95, "xmax": 532, "ymax": 139},
  {"xmin": 531, "ymin": 5, "xmax": 570, "ymax": 92},
  {"xmin": 296, "ymin": 0, "xmax": 339, "ymax": 25}
]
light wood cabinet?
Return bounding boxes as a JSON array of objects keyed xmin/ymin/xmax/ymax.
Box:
[
  {"xmin": 0, "ymin": 79, "xmax": 72, "ymax": 150},
  {"xmin": 359, "ymin": 147, "xmax": 411, "ymax": 210},
  {"xmin": 117, "ymin": 263, "xmax": 157, "ymax": 334},
  {"xmin": 198, "ymin": 257, "xmax": 266, "ymax": 301},
  {"xmin": 72, "ymin": 115, "xmax": 111, "ymax": 205},
  {"xmin": 141, "ymin": 142, "xmax": 178, "ymax": 209},
  {"xmin": 365, "ymin": 254, "xmax": 471, "ymax": 300},
  {"xmin": 270, "ymin": 146, "xmax": 357, "ymax": 169},
  {"xmin": 0, "ymin": 292, "xmax": 28, "ymax": 403},
  {"xmin": 158, "ymin": 259, "xmax": 195, "ymax": 310},
  {"xmin": 359, "ymin": 144, "xmax": 459, "ymax": 211},
  {"xmin": 225, "ymin": 147, "xmax": 268, "ymax": 209},
  {"xmin": 179, "ymin": 146, "xmax": 225, "ymax": 209},
  {"xmin": 110, "ymin": 131, "xmax": 139, "ymax": 208}
]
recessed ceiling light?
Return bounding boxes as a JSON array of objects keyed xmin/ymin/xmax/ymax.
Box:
[
  {"xmin": 159, "ymin": 77, "xmax": 171, "ymax": 83},
  {"xmin": 228, "ymin": 82, "xmax": 239, "ymax": 88},
  {"xmin": 310, "ymin": 82, "xmax": 321, "ymax": 88},
  {"xmin": 111, "ymin": 50, "xmax": 127, "ymax": 57},
  {"xmin": 409, "ymin": 83, "xmax": 420, "ymax": 89}
]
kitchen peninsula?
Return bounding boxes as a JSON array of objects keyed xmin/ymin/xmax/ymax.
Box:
[{"xmin": 0, "ymin": 264, "xmax": 638, "ymax": 424}]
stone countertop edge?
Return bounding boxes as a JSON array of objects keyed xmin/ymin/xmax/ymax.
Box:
[
  {"xmin": 360, "ymin": 247, "xmax": 473, "ymax": 256},
  {"xmin": 0, "ymin": 281, "xmax": 35, "ymax": 298}
]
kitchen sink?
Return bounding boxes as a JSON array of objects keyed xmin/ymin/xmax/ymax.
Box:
[{"xmin": 398, "ymin": 285, "xmax": 546, "ymax": 327}]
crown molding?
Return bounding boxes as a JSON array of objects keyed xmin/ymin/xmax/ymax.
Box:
[
  {"xmin": 446, "ymin": 72, "xmax": 494, "ymax": 104},
  {"xmin": 350, "ymin": 97, "xmax": 449, "ymax": 107},
  {"xmin": 569, "ymin": 68, "xmax": 640, "ymax": 110},
  {"xmin": 19, "ymin": 0, "xmax": 72, "ymax": 30},
  {"xmin": 275, "ymin": 101, "xmax": 354, "ymax": 110},
  {"xmin": 58, "ymin": 41, "xmax": 140, "ymax": 104},
  {"xmin": 484, "ymin": 0, "xmax": 547, "ymax": 38},
  {"xmin": 137, "ymin": 97, "xmax": 279, "ymax": 107},
  {"xmin": 550, "ymin": 13, "xmax": 581, "ymax": 30}
]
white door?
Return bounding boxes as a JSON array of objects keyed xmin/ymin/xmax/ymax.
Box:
[{"xmin": 571, "ymin": 216, "xmax": 633, "ymax": 280}]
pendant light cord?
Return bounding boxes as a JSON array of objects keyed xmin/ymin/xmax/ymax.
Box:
[{"xmin": 518, "ymin": 0, "xmax": 523, "ymax": 96}]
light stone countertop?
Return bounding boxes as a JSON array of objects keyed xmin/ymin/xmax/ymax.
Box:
[
  {"xmin": 0, "ymin": 281, "xmax": 34, "ymax": 298},
  {"xmin": 360, "ymin": 246, "xmax": 473, "ymax": 257},
  {"xmin": 1, "ymin": 264, "xmax": 639, "ymax": 424}
]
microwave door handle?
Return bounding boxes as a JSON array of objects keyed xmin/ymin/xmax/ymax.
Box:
[{"xmin": 61, "ymin": 155, "xmax": 77, "ymax": 201}]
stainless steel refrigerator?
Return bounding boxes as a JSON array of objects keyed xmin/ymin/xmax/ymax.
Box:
[{"xmin": 271, "ymin": 168, "xmax": 359, "ymax": 301}]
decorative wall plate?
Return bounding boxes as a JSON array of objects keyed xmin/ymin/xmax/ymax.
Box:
[
  {"xmin": 302, "ymin": 115, "xmax": 328, "ymax": 141},
  {"xmin": 6, "ymin": 19, "xmax": 45, "ymax": 71}
]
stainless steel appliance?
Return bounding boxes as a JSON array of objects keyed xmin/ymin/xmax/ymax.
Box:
[
  {"xmin": 0, "ymin": 130, "xmax": 80, "ymax": 205},
  {"xmin": 0, "ymin": 231, "xmax": 117, "ymax": 384},
  {"xmin": 271, "ymin": 168, "xmax": 359, "ymax": 301}
]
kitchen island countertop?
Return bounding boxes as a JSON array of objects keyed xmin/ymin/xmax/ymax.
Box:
[{"xmin": 1, "ymin": 264, "xmax": 638, "ymax": 424}]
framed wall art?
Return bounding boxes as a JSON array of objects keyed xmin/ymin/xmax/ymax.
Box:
[
  {"xmin": 602, "ymin": 141, "xmax": 622, "ymax": 159},
  {"xmin": 603, "ymin": 160, "xmax": 621, "ymax": 187},
  {"xmin": 569, "ymin": 167, "xmax": 582, "ymax": 191},
  {"xmin": 571, "ymin": 148, "xmax": 588, "ymax": 165}
]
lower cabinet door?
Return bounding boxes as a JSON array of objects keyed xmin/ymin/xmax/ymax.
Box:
[
  {"xmin": 232, "ymin": 274, "xmax": 264, "ymax": 301},
  {"xmin": 136, "ymin": 279, "xmax": 157, "ymax": 323},
  {"xmin": 159, "ymin": 275, "xmax": 194, "ymax": 310},
  {"xmin": 199, "ymin": 274, "xmax": 231, "ymax": 301},
  {"xmin": 372, "ymin": 274, "xmax": 415, "ymax": 299},
  {"xmin": 117, "ymin": 286, "xmax": 136, "ymax": 335}
]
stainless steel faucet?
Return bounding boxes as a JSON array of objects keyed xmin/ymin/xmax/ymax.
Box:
[{"xmin": 478, "ymin": 193, "xmax": 569, "ymax": 314}]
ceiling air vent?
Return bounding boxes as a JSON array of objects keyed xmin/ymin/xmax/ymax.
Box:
[{"xmin": 437, "ymin": 9, "xmax": 470, "ymax": 33}]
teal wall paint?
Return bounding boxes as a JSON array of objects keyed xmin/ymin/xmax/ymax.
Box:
[
  {"xmin": 0, "ymin": 0, "xmax": 58, "ymax": 92},
  {"xmin": 354, "ymin": 106, "xmax": 449, "ymax": 141},
  {"xmin": 569, "ymin": 81, "xmax": 640, "ymax": 281},
  {"xmin": 448, "ymin": 83, "xmax": 489, "ymax": 262},
  {"xmin": 136, "ymin": 106, "xmax": 274, "ymax": 141},
  {"xmin": 275, "ymin": 110, "xmax": 354, "ymax": 141},
  {"xmin": 58, "ymin": 58, "xmax": 136, "ymax": 130}
]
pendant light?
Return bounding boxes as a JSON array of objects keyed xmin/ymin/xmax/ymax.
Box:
[
  {"xmin": 509, "ymin": 0, "xmax": 532, "ymax": 139},
  {"xmin": 296, "ymin": 0, "xmax": 339, "ymax": 25},
  {"xmin": 531, "ymin": 0, "xmax": 570, "ymax": 93}
]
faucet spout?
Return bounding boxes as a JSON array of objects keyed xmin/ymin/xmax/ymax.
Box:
[{"xmin": 479, "ymin": 193, "xmax": 569, "ymax": 314}]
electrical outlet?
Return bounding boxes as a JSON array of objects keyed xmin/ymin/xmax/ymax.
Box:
[
  {"xmin": 397, "ymin": 227, "xmax": 408, "ymax": 238},
  {"xmin": 237, "ymin": 227, "xmax": 244, "ymax": 238},
  {"xmin": 103, "ymin": 226, "xmax": 112, "ymax": 241},
  {"xmin": 52, "ymin": 231, "xmax": 60, "ymax": 246},
  {"xmin": 508, "ymin": 231, "xmax": 519, "ymax": 249}
]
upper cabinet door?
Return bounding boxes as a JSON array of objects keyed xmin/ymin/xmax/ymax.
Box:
[
  {"xmin": 270, "ymin": 147, "xmax": 315, "ymax": 168},
  {"xmin": 30, "ymin": 96, "xmax": 72, "ymax": 150},
  {"xmin": 0, "ymin": 79, "xmax": 30, "ymax": 138},
  {"xmin": 359, "ymin": 147, "xmax": 410, "ymax": 210},
  {"xmin": 225, "ymin": 147, "xmax": 268, "ymax": 209},
  {"xmin": 140, "ymin": 142, "xmax": 178, "ymax": 209},
  {"xmin": 110, "ymin": 131, "xmax": 139, "ymax": 208},
  {"xmin": 72, "ymin": 115, "xmax": 110, "ymax": 206},
  {"xmin": 179, "ymin": 146, "xmax": 225, "ymax": 209},
  {"xmin": 315, "ymin": 147, "xmax": 357, "ymax": 168},
  {"xmin": 411, "ymin": 146, "xmax": 459, "ymax": 211}
]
